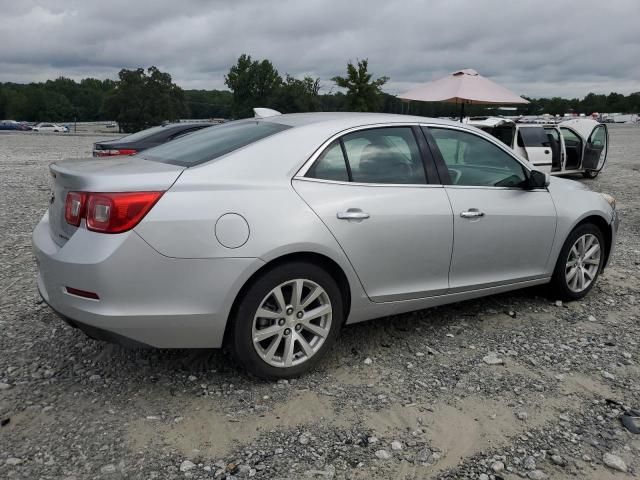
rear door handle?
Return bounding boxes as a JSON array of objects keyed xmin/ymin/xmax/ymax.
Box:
[
  {"xmin": 337, "ymin": 209, "xmax": 370, "ymax": 220},
  {"xmin": 460, "ymin": 210, "xmax": 485, "ymax": 218}
]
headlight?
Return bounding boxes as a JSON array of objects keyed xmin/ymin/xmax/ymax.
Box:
[{"xmin": 601, "ymin": 193, "xmax": 616, "ymax": 210}]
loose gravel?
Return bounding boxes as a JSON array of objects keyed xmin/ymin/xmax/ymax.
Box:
[{"xmin": 1, "ymin": 127, "xmax": 639, "ymax": 479}]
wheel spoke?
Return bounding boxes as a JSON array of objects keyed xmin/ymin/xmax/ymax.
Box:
[
  {"xmin": 302, "ymin": 321, "xmax": 329, "ymax": 338},
  {"xmin": 584, "ymin": 244, "xmax": 600, "ymax": 261},
  {"xmin": 579, "ymin": 236, "xmax": 586, "ymax": 256},
  {"xmin": 582, "ymin": 267, "xmax": 593, "ymax": 280},
  {"xmin": 584, "ymin": 257, "xmax": 600, "ymax": 266},
  {"xmin": 301, "ymin": 285, "xmax": 323, "ymax": 309},
  {"xmin": 253, "ymin": 324, "xmax": 282, "ymax": 342},
  {"xmin": 256, "ymin": 308, "xmax": 281, "ymax": 319},
  {"xmin": 302, "ymin": 304, "xmax": 331, "ymax": 322},
  {"xmin": 283, "ymin": 334, "xmax": 295, "ymax": 367},
  {"xmin": 296, "ymin": 335, "xmax": 314, "ymax": 358},
  {"xmin": 264, "ymin": 332, "xmax": 284, "ymax": 362},
  {"xmin": 291, "ymin": 279, "xmax": 304, "ymax": 309},
  {"xmin": 566, "ymin": 267, "xmax": 578, "ymax": 282},
  {"xmin": 272, "ymin": 287, "xmax": 287, "ymax": 312}
]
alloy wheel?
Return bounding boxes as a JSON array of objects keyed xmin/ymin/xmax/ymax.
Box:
[
  {"xmin": 252, "ymin": 279, "xmax": 332, "ymax": 368},
  {"xmin": 565, "ymin": 233, "xmax": 601, "ymax": 293}
]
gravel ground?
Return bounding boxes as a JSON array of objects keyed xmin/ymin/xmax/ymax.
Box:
[{"xmin": 1, "ymin": 126, "xmax": 639, "ymax": 480}]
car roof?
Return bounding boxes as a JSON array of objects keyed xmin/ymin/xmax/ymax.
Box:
[{"xmin": 261, "ymin": 112, "xmax": 464, "ymax": 129}]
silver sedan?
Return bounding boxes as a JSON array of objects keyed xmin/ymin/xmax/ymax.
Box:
[{"xmin": 32, "ymin": 112, "xmax": 619, "ymax": 378}]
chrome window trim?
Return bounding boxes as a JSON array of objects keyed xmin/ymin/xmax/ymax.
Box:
[
  {"xmin": 294, "ymin": 121, "xmax": 539, "ymax": 190},
  {"xmin": 293, "ymin": 176, "xmax": 445, "ymax": 189}
]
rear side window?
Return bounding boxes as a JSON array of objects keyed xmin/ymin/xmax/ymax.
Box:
[
  {"xmin": 307, "ymin": 141, "xmax": 349, "ymax": 182},
  {"xmin": 307, "ymin": 127, "xmax": 427, "ymax": 185},
  {"xmin": 517, "ymin": 127, "xmax": 549, "ymax": 147},
  {"xmin": 140, "ymin": 120, "xmax": 291, "ymax": 167}
]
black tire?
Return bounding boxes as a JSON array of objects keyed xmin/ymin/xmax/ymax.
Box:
[
  {"xmin": 582, "ymin": 170, "xmax": 599, "ymax": 179},
  {"xmin": 550, "ymin": 223, "xmax": 605, "ymax": 301},
  {"xmin": 229, "ymin": 262, "xmax": 343, "ymax": 379}
]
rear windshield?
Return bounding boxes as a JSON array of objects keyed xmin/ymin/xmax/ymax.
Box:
[
  {"xmin": 139, "ymin": 120, "xmax": 291, "ymax": 167},
  {"xmin": 113, "ymin": 125, "xmax": 169, "ymax": 142}
]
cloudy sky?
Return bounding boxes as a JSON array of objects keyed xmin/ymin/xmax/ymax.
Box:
[{"xmin": 1, "ymin": 0, "xmax": 639, "ymax": 98}]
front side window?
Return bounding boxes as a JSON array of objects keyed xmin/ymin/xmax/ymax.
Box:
[
  {"xmin": 307, "ymin": 127, "xmax": 426, "ymax": 185},
  {"xmin": 429, "ymin": 127, "xmax": 527, "ymax": 188}
]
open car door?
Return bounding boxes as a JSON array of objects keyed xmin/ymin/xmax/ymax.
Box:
[{"xmin": 582, "ymin": 123, "xmax": 608, "ymax": 172}]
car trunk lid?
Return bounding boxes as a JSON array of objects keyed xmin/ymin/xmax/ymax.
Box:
[{"xmin": 48, "ymin": 156, "xmax": 184, "ymax": 246}]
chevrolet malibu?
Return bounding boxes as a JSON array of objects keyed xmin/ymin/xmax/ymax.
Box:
[{"xmin": 33, "ymin": 111, "xmax": 619, "ymax": 378}]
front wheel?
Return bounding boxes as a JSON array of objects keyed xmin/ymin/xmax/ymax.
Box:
[
  {"xmin": 550, "ymin": 224, "xmax": 604, "ymax": 301},
  {"xmin": 229, "ymin": 262, "xmax": 343, "ymax": 379}
]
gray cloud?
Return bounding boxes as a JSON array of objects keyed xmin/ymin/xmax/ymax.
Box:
[{"xmin": 1, "ymin": 0, "xmax": 639, "ymax": 98}]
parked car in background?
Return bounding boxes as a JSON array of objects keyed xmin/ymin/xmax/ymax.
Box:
[
  {"xmin": 33, "ymin": 111, "xmax": 618, "ymax": 378},
  {"xmin": 92, "ymin": 122, "xmax": 217, "ymax": 157},
  {"xmin": 466, "ymin": 117, "xmax": 608, "ymax": 178},
  {"xmin": 32, "ymin": 123, "xmax": 69, "ymax": 133},
  {"xmin": 0, "ymin": 120, "xmax": 32, "ymax": 131}
]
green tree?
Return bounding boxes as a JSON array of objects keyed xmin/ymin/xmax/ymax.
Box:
[
  {"xmin": 332, "ymin": 59, "xmax": 388, "ymax": 112},
  {"xmin": 272, "ymin": 75, "xmax": 321, "ymax": 113},
  {"xmin": 103, "ymin": 66, "xmax": 187, "ymax": 132},
  {"xmin": 225, "ymin": 54, "xmax": 282, "ymax": 118}
]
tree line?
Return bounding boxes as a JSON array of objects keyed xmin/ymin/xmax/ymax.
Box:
[{"xmin": 1, "ymin": 55, "xmax": 639, "ymax": 133}]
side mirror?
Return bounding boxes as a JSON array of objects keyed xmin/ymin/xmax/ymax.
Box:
[{"xmin": 528, "ymin": 170, "xmax": 550, "ymax": 189}]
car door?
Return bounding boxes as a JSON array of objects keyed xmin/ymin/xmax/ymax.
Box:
[
  {"xmin": 582, "ymin": 124, "xmax": 608, "ymax": 171},
  {"xmin": 293, "ymin": 126, "xmax": 453, "ymax": 302},
  {"xmin": 424, "ymin": 126, "xmax": 557, "ymax": 291}
]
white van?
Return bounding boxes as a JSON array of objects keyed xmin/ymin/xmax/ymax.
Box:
[{"xmin": 466, "ymin": 117, "xmax": 608, "ymax": 178}]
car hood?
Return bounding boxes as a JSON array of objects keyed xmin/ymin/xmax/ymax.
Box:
[{"xmin": 547, "ymin": 176, "xmax": 591, "ymax": 193}]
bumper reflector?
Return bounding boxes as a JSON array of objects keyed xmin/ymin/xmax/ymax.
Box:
[{"xmin": 65, "ymin": 287, "xmax": 100, "ymax": 300}]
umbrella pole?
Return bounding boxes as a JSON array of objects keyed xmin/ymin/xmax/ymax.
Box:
[{"xmin": 459, "ymin": 102, "xmax": 465, "ymax": 122}]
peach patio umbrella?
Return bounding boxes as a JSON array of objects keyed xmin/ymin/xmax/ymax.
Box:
[{"xmin": 399, "ymin": 69, "xmax": 529, "ymax": 121}]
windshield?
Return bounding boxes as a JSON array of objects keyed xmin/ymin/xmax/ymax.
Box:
[{"xmin": 139, "ymin": 120, "xmax": 291, "ymax": 167}]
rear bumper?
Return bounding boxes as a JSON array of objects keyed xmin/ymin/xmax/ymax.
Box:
[{"xmin": 33, "ymin": 212, "xmax": 264, "ymax": 348}]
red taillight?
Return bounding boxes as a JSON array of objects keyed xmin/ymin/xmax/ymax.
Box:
[
  {"xmin": 93, "ymin": 149, "xmax": 137, "ymax": 157},
  {"xmin": 64, "ymin": 191, "xmax": 163, "ymax": 233},
  {"xmin": 64, "ymin": 191, "xmax": 86, "ymax": 226}
]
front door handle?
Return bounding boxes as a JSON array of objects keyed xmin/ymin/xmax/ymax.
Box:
[
  {"xmin": 460, "ymin": 210, "xmax": 485, "ymax": 219},
  {"xmin": 337, "ymin": 209, "xmax": 370, "ymax": 220}
]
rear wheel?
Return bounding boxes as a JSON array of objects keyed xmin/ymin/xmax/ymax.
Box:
[
  {"xmin": 550, "ymin": 224, "xmax": 604, "ymax": 301},
  {"xmin": 229, "ymin": 262, "xmax": 343, "ymax": 379},
  {"xmin": 583, "ymin": 170, "xmax": 599, "ymax": 179}
]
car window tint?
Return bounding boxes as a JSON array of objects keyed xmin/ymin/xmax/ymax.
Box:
[
  {"xmin": 140, "ymin": 120, "xmax": 291, "ymax": 167},
  {"xmin": 430, "ymin": 128, "xmax": 527, "ymax": 188},
  {"xmin": 518, "ymin": 127, "xmax": 549, "ymax": 147},
  {"xmin": 307, "ymin": 141, "xmax": 349, "ymax": 182},
  {"xmin": 342, "ymin": 127, "xmax": 426, "ymax": 184}
]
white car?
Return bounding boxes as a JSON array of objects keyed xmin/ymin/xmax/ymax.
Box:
[
  {"xmin": 32, "ymin": 123, "xmax": 69, "ymax": 133},
  {"xmin": 466, "ymin": 117, "xmax": 608, "ymax": 178}
]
